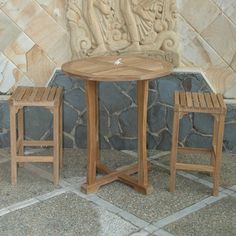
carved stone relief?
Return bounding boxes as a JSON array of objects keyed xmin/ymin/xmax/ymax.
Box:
[{"xmin": 66, "ymin": 0, "xmax": 179, "ymax": 66}]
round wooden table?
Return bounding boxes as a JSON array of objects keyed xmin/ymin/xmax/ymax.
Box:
[{"xmin": 62, "ymin": 54, "xmax": 173, "ymax": 194}]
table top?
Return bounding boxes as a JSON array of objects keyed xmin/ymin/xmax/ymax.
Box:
[{"xmin": 62, "ymin": 54, "xmax": 173, "ymax": 82}]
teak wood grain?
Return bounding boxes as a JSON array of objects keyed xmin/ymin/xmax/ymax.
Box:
[
  {"xmin": 170, "ymin": 91, "xmax": 226, "ymax": 196},
  {"xmin": 62, "ymin": 54, "xmax": 173, "ymax": 194},
  {"xmin": 9, "ymin": 87, "xmax": 63, "ymax": 185}
]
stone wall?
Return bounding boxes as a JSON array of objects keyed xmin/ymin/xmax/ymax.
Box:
[
  {"xmin": 1, "ymin": 72, "xmax": 236, "ymax": 153},
  {"xmin": 178, "ymin": 0, "xmax": 236, "ymax": 99},
  {"xmin": 1, "ymin": 0, "xmax": 236, "ymax": 98}
]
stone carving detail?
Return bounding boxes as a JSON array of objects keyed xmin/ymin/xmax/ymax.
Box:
[{"xmin": 66, "ymin": 0, "xmax": 179, "ymax": 66}]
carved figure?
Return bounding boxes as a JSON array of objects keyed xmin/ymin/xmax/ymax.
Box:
[
  {"xmin": 66, "ymin": 0, "xmax": 179, "ymax": 66},
  {"xmin": 120, "ymin": 0, "xmax": 141, "ymax": 51},
  {"xmin": 82, "ymin": 0, "xmax": 111, "ymax": 55}
]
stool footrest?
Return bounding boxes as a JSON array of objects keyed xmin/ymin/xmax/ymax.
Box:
[
  {"xmin": 16, "ymin": 156, "xmax": 54, "ymax": 162},
  {"xmin": 176, "ymin": 163, "xmax": 214, "ymax": 172},
  {"xmin": 22, "ymin": 140, "xmax": 54, "ymax": 147},
  {"xmin": 177, "ymin": 147, "xmax": 212, "ymax": 154}
]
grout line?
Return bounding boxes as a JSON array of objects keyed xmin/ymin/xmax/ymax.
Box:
[
  {"xmin": 153, "ymin": 192, "xmax": 227, "ymax": 229},
  {"xmin": 129, "ymin": 230, "xmax": 150, "ymax": 236},
  {"xmin": 35, "ymin": 187, "xmax": 70, "ymax": 201},
  {"xmin": 0, "ymin": 186, "xmax": 72, "ymax": 217},
  {"xmin": 148, "ymin": 151, "xmax": 171, "ymax": 160},
  {"xmin": 7, "ymin": 198, "xmax": 40, "ymax": 212},
  {"xmin": 152, "ymin": 229, "xmax": 175, "ymax": 236},
  {"xmin": 117, "ymin": 211, "xmax": 150, "ymax": 229},
  {"xmin": 0, "ymin": 208, "xmax": 11, "ymax": 217},
  {"xmin": 0, "ymin": 157, "xmax": 10, "ymax": 164},
  {"xmin": 229, "ymin": 185, "xmax": 236, "ymax": 192},
  {"xmin": 69, "ymin": 183, "xmax": 151, "ymax": 229},
  {"xmin": 143, "ymin": 224, "xmax": 161, "ymax": 234},
  {"xmin": 121, "ymin": 150, "xmax": 137, "ymax": 157}
]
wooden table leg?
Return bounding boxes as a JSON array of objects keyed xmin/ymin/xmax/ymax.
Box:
[
  {"xmin": 137, "ymin": 80, "xmax": 153, "ymax": 194},
  {"xmin": 81, "ymin": 80, "xmax": 100, "ymax": 193}
]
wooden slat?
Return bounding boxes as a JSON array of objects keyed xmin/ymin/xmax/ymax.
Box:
[
  {"xmin": 177, "ymin": 147, "xmax": 212, "ymax": 154},
  {"xmin": 217, "ymin": 94, "xmax": 227, "ymax": 112},
  {"xmin": 204, "ymin": 93, "xmax": 213, "ymax": 109},
  {"xmin": 176, "ymin": 163, "xmax": 214, "ymax": 172},
  {"xmin": 34, "ymin": 87, "xmax": 45, "ymax": 102},
  {"xmin": 10, "ymin": 87, "xmax": 21, "ymax": 100},
  {"xmin": 54, "ymin": 87, "xmax": 63, "ymax": 103},
  {"xmin": 192, "ymin": 92, "xmax": 200, "ymax": 108},
  {"xmin": 16, "ymin": 156, "xmax": 54, "ymax": 162},
  {"xmin": 186, "ymin": 92, "xmax": 193, "ymax": 107},
  {"xmin": 28, "ymin": 87, "xmax": 39, "ymax": 101},
  {"xmin": 41, "ymin": 87, "xmax": 51, "ymax": 101},
  {"xmin": 23, "ymin": 140, "xmax": 54, "ymax": 147},
  {"xmin": 198, "ymin": 93, "xmax": 207, "ymax": 108},
  {"xmin": 210, "ymin": 93, "xmax": 220, "ymax": 108},
  {"xmin": 180, "ymin": 92, "xmax": 186, "ymax": 107},
  {"xmin": 22, "ymin": 87, "xmax": 33, "ymax": 101},
  {"xmin": 15, "ymin": 87, "xmax": 27, "ymax": 101},
  {"xmin": 174, "ymin": 91, "xmax": 180, "ymax": 107},
  {"xmin": 47, "ymin": 87, "xmax": 57, "ymax": 101}
]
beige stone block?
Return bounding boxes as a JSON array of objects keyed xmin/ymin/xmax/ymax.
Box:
[
  {"xmin": 4, "ymin": 32, "xmax": 34, "ymax": 73},
  {"xmin": 223, "ymin": 68, "xmax": 236, "ymax": 99},
  {"xmin": 1, "ymin": 0, "xmax": 41, "ymax": 30},
  {"xmin": 0, "ymin": 10, "xmax": 21, "ymax": 50},
  {"xmin": 15, "ymin": 75, "xmax": 35, "ymax": 88},
  {"xmin": 202, "ymin": 14, "xmax": 236, "ymax": 65},
  {"xmin": 205, "ymin": 66, "xmax": 235, "ymax": 94},
  {"xmin": 24, "ymin": 9, "xmax": 67, "ymax": 63},
  {"xmin": 231, "ymin": 52, "xmax": 236, "ymax": 72},
  {"xmin": 213, "ymin": 0, "xmax": 236, "ymax": 25},
  {"xmin": 178, "ymin": 0, "xmax": 220, "ymax": 33},
  {"xmin": 36, "ymin": 0, "xmax": 67, "ymax": 29},
  {"xmin": 26, "ymin": 45, "xmax": 56, "ymax": 86},
  {"xmin": 177, "ymin": 16, "xmax": 197, "ymax": 48},
  {"xmin": 47, "ymin": 33, "xmax": 72, "ymax": 66},
  {"xmin": 0, "ymin": 53, "xmax": 17, "ymax": 93},
  {"xmin": 178, "ymin": 17, "xmax": 226, "ymax": 69}
]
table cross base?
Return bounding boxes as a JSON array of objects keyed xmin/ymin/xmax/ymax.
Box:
[{"xmin": 81, "ymin": 162, "xmax": 153, "ymax": 194}]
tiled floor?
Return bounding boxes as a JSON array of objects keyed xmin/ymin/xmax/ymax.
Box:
[{"xmin": 0, "ymin": 148, "xmax": 235, "ymax": 236}]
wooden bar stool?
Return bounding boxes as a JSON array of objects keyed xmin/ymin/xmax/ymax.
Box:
[
  {"xmin": 9, "ymin": 86, "xmax": 63, "ymax": 185},
  {"xmin": 169, "ymin": 91, "xmax": 227, "ymax": 196}
]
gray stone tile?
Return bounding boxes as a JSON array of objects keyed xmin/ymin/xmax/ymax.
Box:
[
  {"xmin": 164, "ymin": 197, "xmax": 236, "ymax": 236},
  {"xmin": 157, "ymin": 152, "xmax": 236, "ymax": 188},
  {"xmin": 33, "ymin": 149, "xmax": 136, "ymax": 184},
  {"xmin": 97, "ymin": 164, "xmax": 211, "ymax": 223},
  {"xmin": 0, "ymin": 161, "xmax": 60, "ymax": 208},
  {"xmin": 0, "ymin": 193, "xmax": 138, "ymax": 236},
  {"xmin": 0, "ymin": 148, "xmax": 10, "ymax": 159}
]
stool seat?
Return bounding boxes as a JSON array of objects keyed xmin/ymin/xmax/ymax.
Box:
[
  {"xmin": 10, "ymin": 87, "xmax": 62, "ymax": 107},
  {"xmin": 9, "ymin": 86, "xmax": 63, "ymax": 185},
  {"xmin": 170, "ymin": 91, "xmax": 226, "ymax": 196},
  {"xmin": 174, "ymin": 92, "xmax": 226, "ymax": 114}
]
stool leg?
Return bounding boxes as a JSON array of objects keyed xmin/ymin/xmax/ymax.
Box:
[
  {"xmin": 10, "ymin": 105, "xmax": 17, "ymax": 185},
  {"xmin": 210, "ymin": 116, "xmax": 218, "ymax": 177},
  {"xmin": 59, "ymin": 101, "xmax": 63, "ymax": 169},
  {"xmin": 53, "ymin": 106, "xmax": 60, "ymax": 185},
  {"xmin": 18, "ymin": 108, "xmax": 24, "ymax": 167},
  {"xmin": 212, "ymin": 114, "xmax": 225, "ymax": 196},
  {"xmin": 169, "ymin": 110, "xmax": 180, "ymax": 192}
]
